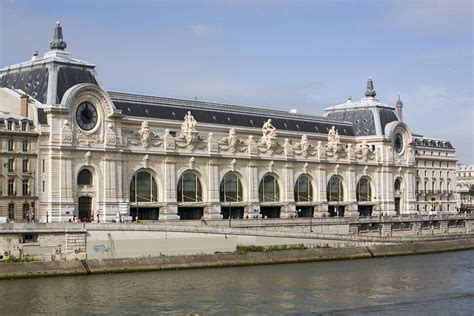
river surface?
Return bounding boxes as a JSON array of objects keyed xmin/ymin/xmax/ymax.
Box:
[{"xmin": 1, "ymin": 250, "xmax": 474, "ymax": 315}]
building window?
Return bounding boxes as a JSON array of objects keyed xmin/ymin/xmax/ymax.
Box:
[
  {"xmin": 220, "ymin": 173, "xmax": 243, "ymax": 203},
  {"xmin": 42, "ymin": 159, "xmax": 45, "ymax": 173},
  {"xmin": 8, "ymin": 178, "xmax": 15, "ymax": 196},
  {"xmin": 8, "ymin": 203, "xmax": 15, "ymax": 220},
  {"xmin": 8, "ymin": 139, "xmax": 14, "ymax": 151},
  {"xmin": 23, "ymin": 159, "xmax": 29, "ymax": 172},
  {"xmin": 22, "ymin": 203, "xmax": 30, "ymax": 220},
  {"xmin": 21, "ymin": 121, "xmax": 27, "ymax": 131},
  {"xmin": 22, "ymin": 140, "xmax": 28, "ymax": 152},
  {"xmin": 22, "ymin": 179, "xmax": 29, "ymax": 196},
  {"xmin": 8, "ymin": 159, "xmax": 14, "ymax": 172},
  {"xmin": 130, "ymin": 171, "xmax": 158, "ymax": 203},
  {"xmin": 294, "ymin": 175, "xmax": 312, "ymax": 202},
  {"xmin": 259, "ymin": 174, "xmax": 280, "ymax": 203},
  {"xmin": 327, "ymin": 176, "xmax": 344, "ymax": 202},
  {"xmin": 177, "ymin": 171, "xmax": 201, "ymax": 203},
  {"xmin": 77, "ymin": 169, "xmax": 93, "ymax": 185},
  {"xmin": 356, "ymin": 177, "xmax": 371, "ymax": 202},
  {"xmin": 42, "ymin": 181, "xmax": 45, "ymax": 192},
  {"xmin": 7, "ymin": 120, "xmax": 13, "ymax": 130}
]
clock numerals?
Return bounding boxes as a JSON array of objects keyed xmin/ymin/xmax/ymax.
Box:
[{"xmin": 76, "ymin": 102, "xmax": 98, "ymax": 131}]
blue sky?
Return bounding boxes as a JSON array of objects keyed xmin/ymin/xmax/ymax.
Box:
[{"xmin": 1, "ymin": 0, "xmax": 473, "ymax": 162}]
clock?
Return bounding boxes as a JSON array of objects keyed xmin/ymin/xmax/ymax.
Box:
[
  {"xmin": 76, "ymin": 102, "xmax": 98, "ymax": 131},
  {"xmin": 394, "ymin": 133, "xmax": 403, "ymax": 153}
]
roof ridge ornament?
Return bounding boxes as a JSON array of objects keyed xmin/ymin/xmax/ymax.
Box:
[
  {"xmin": 364, "ymin": 77, "xmax": 376, "ymax": 98},
  {"xmin": 50, "ymin": 21, "xmax": 67, "ymax": 51},
  {"xmin": 396, "ymin": 92, "xmax": 403, "ymax": 106}
]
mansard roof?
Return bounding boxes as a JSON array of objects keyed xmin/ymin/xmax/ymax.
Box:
[
  {"xmin": 109, "ymin": 91, "xmax": 355, "ymax": 136},
  {"xmin": 413, "ymin": 137, "xmax": 454, "ymax": 150}
]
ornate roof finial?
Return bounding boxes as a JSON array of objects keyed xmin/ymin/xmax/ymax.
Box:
[
  {"xmin": 396, "ymin": 92, "xmax": 403, "ymax": 106},
  {"xmin": 49, "ymin": 21, "xmax": 67, "ymax": 51},
  {"xmin": 364, "ymin": 77, "xmax": 376, "ymax": 97}
]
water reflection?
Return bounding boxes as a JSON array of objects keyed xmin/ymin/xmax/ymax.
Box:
[{"xmin": 1, "ymin": 250, "xmax": 473, "ymax": 315}]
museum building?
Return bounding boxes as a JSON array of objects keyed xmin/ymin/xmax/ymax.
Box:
[{"xmin": 0, "ymin": 23, "xmax": 458, "ymax": 222}]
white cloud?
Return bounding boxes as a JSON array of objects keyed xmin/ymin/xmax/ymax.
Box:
[{"xmin": 191, "ymin": 24, "xmax": 209, "ymax": 37}]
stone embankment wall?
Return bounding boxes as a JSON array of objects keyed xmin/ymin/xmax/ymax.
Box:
[{"xmin": 1, "ymin": 239, "xmax": 473, "ymax": 280}]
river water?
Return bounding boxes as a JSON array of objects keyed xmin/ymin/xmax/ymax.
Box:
[{"xmin": 1, "ymin": 250, "xmax": 473, "ymax": 315}]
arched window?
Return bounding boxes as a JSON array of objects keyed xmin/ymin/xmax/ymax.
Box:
[
  {"xmin": 356, "ymin": 177, "xmax": 371, "ymax": 202},
  {"xmin": 130, "ymin": 171, "xmax": 158, "ymax": 203},
  {"xmin": 8, "ymin": 203, "xmax": 14, "ymax": 220},
  {"xmin": 259, "ymin": 174, "xmax": 279, "ymax": 203},
  {"xmin": 220, "ymin": 173, "xmax": 243, "ymax": 203},
  {"xmin": 327, "ymin": 176, "xmax": 343, "ymax": 202},
  {"xmin": 78, "ymin": 169, "xmax": 93, "ymax": 185},
  {"xmin": 177, "ymin": 172, "xmax": 202, "ymax": 202},
  {"xmin": 294, "ymin": 175, "xmax": 312, "ymax": 202}
]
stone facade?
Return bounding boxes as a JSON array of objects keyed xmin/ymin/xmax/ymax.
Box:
[{"xmin": 0, "ymin": 23, "xmax": 459, "ymax": 223}]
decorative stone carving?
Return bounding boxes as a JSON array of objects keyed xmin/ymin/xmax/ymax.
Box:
[
  {"xmin": 164, "ymin": 129, "xmax": 176, "ymax": 150},
  {"xmin": 293, "ymin": 134, "xmax": 315, "ymax": 157},
  {"xmin": 138, "ymin": 121, "xmax": 153, "ymax": 148},
  {"xmin": 76, "ymin": 128, "xmax": 99, "ymax": 146},
  {"xmin": 284, "ymin": 138, "xmax": 293, "ymax": 157},
  {"xmin": 84, "ymin": 151, "xmax": 91, "ymax": 165},
  {"xmin": 105, "ymin": 123, "xmax": 117, "ymax": 145},
  {"xmin": 208, "ymin": 132, "xmax": 218, "ymax": 153},
  {"xmin": 326, "ymin": 126, "xmax": 346, "ymax": 158},
  {"xmin": 142, "ymin": 154, "xmax": 149, "ymax": 168},
  {"xmin": 188, "ymin": 157, "xmax": 195, "ymax": 170},
  {"xmin": 269, "ymin": 160, "xmax": 274, "ymax": 172},
  {"xmin": 61, "ymin": 120, "xmax": 73, "ymax": 143},
  {"xmin": 230, "ymin": 159, "xmax": 236, "ymax": 171},
  {"xmin": 177, "ymin": 111, "xmax": 203, "ymax": 149},
  {"xmin": 354, "ymin": 140, "xmax": 374, "ymax": 161},
  {"xmin": 219, "ymin": 128, "xmax": 245, "ymax": 153},
  {"xmin": 248, "ymin": 135, "xmax": 258, "ymax": 155},
  {"xmin": 316, "ymin": 141, "xmax": 326, "ymax": 159},
  {"xmin": 303, "ymin": 162, "xmax": 308, "ymax": 174},
  {"xmin": 259, "ymin": 119, "xmax": 280, "ymax": 154},
  {"xmin": 408, "ymin": 146, "xmax": 415, "ymax": 164}
]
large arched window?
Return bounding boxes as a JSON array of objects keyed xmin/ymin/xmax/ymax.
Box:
[
  {"xmin": 259, "ymin": 174, "xmax": 280, "ymax": 203},
  {"xmin": 220, "ymin": 173, "xmax": 243, "ymax": 203},
  {"xmin": 294, "ymin": 175, "xmax": 312, "ymax": 202},
  {"xmin": 78, "ymin": 169, "xmax": 93, "ymax": 186},
  {"xmin": 356, "ymin": 177, "xmax": 371, "ymax": 202},
  {"xmin": 130, "ymin": 171, "xmax": 158, "ymax": 202},
  {"xmin": 327, "ymin": 176, "xmax": 344, "ymax": 202},
  {"xmin": 177, "ymin": 171, "xmax": 202, "ymax": 202}
]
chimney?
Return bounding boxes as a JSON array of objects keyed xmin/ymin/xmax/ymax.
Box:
[{"xmin": 20, "ymin": 94, "xmax": 29, "ymax": 117}]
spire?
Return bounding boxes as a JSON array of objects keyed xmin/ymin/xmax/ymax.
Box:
[
  {"xmin": 49, "ymin": 21, "xmax": 67, "ymax": 51},
  {"xmin": 395, "ymin": 92, "xmax": 403, "ymax": 121},
  {"xmin": 364, "ymin": 77, "xmax": 376, "ymax": 97}
]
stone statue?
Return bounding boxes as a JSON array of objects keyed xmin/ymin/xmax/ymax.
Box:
[
  {"xmin": 259, "ymin": 119, "xmax": 280, "ymax": 153},
  {"xmin": 138, "ymin": 120, "xmax": 152, "ymax": 147},
  {"xmin": 220, "ymin": 128, "xmax": 244, "ymax": 152},
  {"xmin": 177, "ymin": 111, "xmax": 203, "ymax": 148},
  {"xmin": 294, "ymin": 134, "xmax": 313, "ymax": 157},
  {"xmin": 262, "ymin": 119, "xmax": 276, "ymax": 138}
]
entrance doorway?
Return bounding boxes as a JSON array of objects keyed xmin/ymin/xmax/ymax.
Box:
[
  {"xmin": 130, "ymin": 207, "xmax": 159, "ymax": 220},
  {"xmin": 178, "ymin": 207, "xmax": 204, "ymax": 220},
  {"xmin": 296, "ymin": 206, "xmax": 314, "ymax": 218},
  {"xmin": 78, "ymin": 196, "xmax": 92, "ymax": 222},
  {"xmin": 260, "ymin": 207, "xmax": 281, "ymax": 218},
  {"xmin": 358, "ymin": 205, "xmax": 373, "ymax": 217},
  {"xmin": 221, "ymin": 207, "xmax": 244, "ymax": 219},
  {"xmin": 328, "ymin": 205, "xmax": 345, "ymax": 217}
]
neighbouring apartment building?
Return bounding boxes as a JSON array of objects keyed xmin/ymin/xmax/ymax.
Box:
[{"xmin": 0, "ymin": 22, "xmax": 458, "ymax": 222}]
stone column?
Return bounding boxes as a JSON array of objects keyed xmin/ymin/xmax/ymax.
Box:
[
  {"xmin": 204, "ymin": 159, "xmax": 222, "ymax": 219},
  {"xmin": 345, "ymin": 167, "xmax": 359, "ymax": 217},
  {"xmin": 314, "ymin": 166, "xmax": 328, "ymax": 217},
  {"xmin": 244, "ymin": 162, "xmax": 260, "ymax": 218},
  {"xmin": 380, "ymin": 166, "xmax": 396, "ymax": 216},
  {"xmin": 161, "ymin": 158, "xmax": 179, "ymax": 220},
  {"xmin": 281, "ymin": 163, "xmax": 295, "ymax": 218}
]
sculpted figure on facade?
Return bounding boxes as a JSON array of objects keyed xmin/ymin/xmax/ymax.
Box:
[
  {"xmin": 293, "ymin": 134, "xmax": 314, "ymax": 157},
  {"xmin": 355, "ymin": 140, "xmax": 374, "ymax": 161},
  {"xmin": 219, "ymin": 128, "xmax": 244, "ymax": 153},
  {"xmin": 326, "ymin": 126, "xmax": 345, "ymax": 158},
  {"xmin": 163, "ymin": 129, "xmax": 176, "ymax": 150},
  {"xmin": 316, "ymin": 140, "xmax": 326, "ymax": 159},
  {"xmin": 61, "ymin": 120, "xmax": 73, "ymax": 143},
  {"xmin": 177, "ymin": 111, "xmax": 203, "ymax": 148},
  {"xmin": 259, "ymin": 119, "xmax": 280, "ymax": 154},
  {"xmin": 247, "ymin": 135, "xmax": 258, "ymax": 155},
  {"xmin": 138, "ymin": 120, "xmax": 153, "ymax": 148},
  {"xmin": 208, "ymin": 132, "xmax": 218, "ymax": 153},
  {"xmin": 105, "ymin": 123, "xmax": 117, "ymax": 145},
  {"xmin": 284, "ymin": 138, "xmax": 293, "ymax": 157}
]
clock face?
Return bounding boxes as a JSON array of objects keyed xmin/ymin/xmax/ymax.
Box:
[
  {"xmin": 76, "ymin": 102, "xmax": 98, "ymax": 131},
  {"xmin": 394, "ymin": 133, "xmax": 403, "ymax": 153}
]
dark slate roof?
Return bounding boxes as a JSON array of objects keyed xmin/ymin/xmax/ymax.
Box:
[
  {"xmin": 325, "ymin": 109, "xmax": 376, "ymax": 136},
  {"xmin": 109, "ymin": 92, "xmax": 355, "ymax": 136},
  {"xmin": 0, "ymin": 66, "xmax": 49, "ymax": 103},
  {"xmin": 413, "ymin": 137, "xmax": 454, "ymax": 150},
  {"xmin": 379, "ymin": 109, "xmax": 399, "ymax": 131},
  {"xmin": 0, "ymin": 65, "xmax": 97, "ymax": 104}
]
